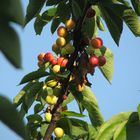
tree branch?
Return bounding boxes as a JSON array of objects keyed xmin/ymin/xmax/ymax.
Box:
[{"xmin": 43, "ymin": 2, "xmax": 91, "ymax": 140}]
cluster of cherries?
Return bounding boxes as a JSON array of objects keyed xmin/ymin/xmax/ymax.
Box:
[
  {"xmin": 35, "ymin": 7, "xmax": 107, "ymax": 139},
  {"xmin": 88, "ymin": 37, "xmax": 106, "ymax": 68}
]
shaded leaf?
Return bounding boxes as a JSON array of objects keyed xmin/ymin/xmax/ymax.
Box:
[
  {"xmin": 99, "ymin": 4, "xmax": 123, "ymax": 45},
  {"xmin": 0, "ymin": 95, "xmax": 27, "ymax": 139},
  {"xmin": 27, "ymin": 114, "xmax": 42, "ymax": 123},
  {"xmin": 19, "ymin": 69, "xmax": 49, "ymax": 85},
  {"xmin": 61, "ymin": 111, "xmax": 85, "ymax": 118},
  {"xmin": 34, "ymin": 103, "xmax": 44, "ymax": 114},
  {"xmin": 82, "ymin": 17, "xmax": 98, "ymax": 38},
  {"xmin": 0, "ymin": 23, "xmax": 21, "ymax": 68},
  {"xmin": 57, "ymin": 2, "xmax": 71, "ymax": 22},
  {"xmin": 46, "ymin": 0, "xmax": 63, "ymax": 6},
  {"xmin": 0, "ymin": 0, "xmax": 24, "ymax": 25},
  {"xmin": 22, "ymin": 82, "xmax": 43, "ymax": 113},
  {"xmin": 34, "ymin": 15, "xmax": 48, "ymax": 35},
  {"xmin": 72, "ymin": 0, "xmax": 82, "ymax": 19},
  {"xmin": 51, "ymin": 18, "xmax": 60, "ymax": 34},
  {"xmin": 13, "ymin": 82, "xmax": 36, "ymax": 107},
  {"xmin": 131, "ymin": 0, "xmax": 140, "ymax": 16},
  {"xmin": 25, "ymin": 0, "xmax": 46, "ymax": 25}
]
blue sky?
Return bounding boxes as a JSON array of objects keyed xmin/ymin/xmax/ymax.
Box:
[{"xmin": 0, "ymin": 1, "xmax": 140, "ymax": 139}]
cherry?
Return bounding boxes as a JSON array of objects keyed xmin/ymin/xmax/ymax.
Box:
[
  {"xmin": 61, "ymin": 59, "xmax": 68, "ymax": 68},
  {"xmin": 44, "ymin": 52, "xmax": 54, "ymax": 62},
  {"xmin": 91, "ymin": 37, "xmax": 103, "ymax": 49},
  {"xmin": 98, "ymin": 56, "xmax": 106, "ymax": 66},
  {"xmin": 89, "ymin": 55, "xmax": 99, "ymax": 66},
  {"xmin": 51, "ymin": 59, "xmax": 57, "ymax": 65},
  {"xmin": 86, "ymin": 8, "xmax": 96, "ymax": 18}
]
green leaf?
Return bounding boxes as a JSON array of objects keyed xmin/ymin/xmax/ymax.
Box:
[
  {"xmin": 113, "ymin": 113, "xmax": 140, "ymax": 140},
  {"xmin": 34, "ymin": 103, "xmax": 44, "ymax": 114},
  {"xmin": 22, "ymin": 82, "xmax": 43, "ymax": 113},
  {"xmin": 97, "ymin": 47, "xmax": 114, "ymax": 84},
  {"xmin": 40, "ymin": 123, "xmax": 48, "ymax": 137},
  {"xmin": 51, "ymin": 18, "xmax": 61, "ymax": 34},
  {"xmin": 55, "ymin": 70, "xmax": 70, "ymax": 78},
  {"xmin": 58, "ymin": 118, "xmax": 89, "ymax": 139},
  {"xmin": 13, "ymin": 82, "xmax": 36, "ymax": 107},
  {"xmin": 99, "ymin": 4, "xmax": 123, "ymax": 45},
  {"xmin": 34, "ymin": 15, "xmax": 48, "ymax": 35},
  {"xmin": 137, "ymin": 104, "xmax": 140, "ymax": 121},
  {"xmin": 61, "ymin": 111, "xmax": 85, "ymax": 118},
  {"xmin": 34, "ymin": 8, "xmax": 57, "ymax": 34},
  {"xmin": 88, "ymin": 124, "xmax": 97, "ymax": 140},
  {"xmin": 47, "ymin": 7, "xmax": 57, "ymax": 16},
  {"xmin": 70, "ymin": 85, "xmax": 104, "ymax": 127},
  {"xmin": 0, "ymin": 23, "xmax": 21, "ymax": 68},
  {"xmin": 96, "ymin": 16, "xmax": 105, "ymax": 31},
  {"xmin": 122, "ymin": 9, "xmax": 140, "ymax": 36},
  {"xmin": 19, "ymin": 69, "xmax": 49, "ymax": 85},
  {"xmin": 95, "ymin": 112, "xmax": 132, "ymax": 140},
  {"xmin": 0, "ymin": 0, "xmax": 24, "ymax": 25},
  {"xmin": 131, "ymin": 0, "xmax": 140, "ymax": 16},
  {"xmin": 27, "ymin": 114, "xmax": 42, "ymax": 123},
  {"xmin": 72, "ymin": 0, "xmax": 82, "ymax": 19},
  {"xmin": 0, "ymin": 95, "xmax": 27, "ymax": 139},
  {"xmin": 25, "ymin": 0, "xmax": 46, "ymax": 25},
  {"xmin": 60, "ymin": 135, "xmax": 73, "ymax": 140}
]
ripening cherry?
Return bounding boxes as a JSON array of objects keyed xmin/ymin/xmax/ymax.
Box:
[
  {"xmin": 89, "ymin": 55, "xmax": 99, "ymax": 66},
  {"xmin": 98, "ymin": 56, "xmax": 106, "ymax": 66},
  {"xmin": 91, "ymin": 37, "xmax": 103, "ymax": 49},
  {"xmin": 65, "ymin": 19, "xmax": 75, "ymax": 30},
  {"xmin": 62, "ymin": 95, "xmax": 67, "ymax": 100},
  {"xmin": 57, "ymin": 57, "xmax": 65, "ymax": 65},
  {"xmin": 37, "ymin": 53, "xmax": 45, "ymax": 62},
  {"xmin": 56, "ymin": 37, "xmax": 66, "ymax": 47},
  {"xmin": 57, "ymin": 26, "xmax": 67, "ymax": 37},
  {"xmin": 51, "ymin": 59, "xmax": 57, "ymax": 65},
  {"xmin": 86, "ymin": 8, "xmax": 96, "ymax": 18},
  {"xmin": 45, "ymin": 112, "xmax": 52, "ymax": 122},
  {"xmin": 54, "ymin": 127, "xmax": 64, "ymax": 138},
  {"xmin": 44, "ymin": 52, "xmax": 54, "ymax": 62},
  {"xmin": 61, "ymin": 59, "xmax": 68, "ymax": 68},
  {"xmin": 53, "ymin": 65, "xmax": 61, "ymax": 73}
]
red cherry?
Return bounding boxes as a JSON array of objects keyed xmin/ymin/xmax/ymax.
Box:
[
  {"xmin": 51, "ymin": 59, "xmax": 58, "ymax": 65},
  {"xmin": 62, "ymin": 95, "xmax": 67, "ymax": 100},
  {"xmin": 91, "ymin": 37, "xmax": 103, "ymax": 49},
  {"xmin": 89, "ymin": 55, "xmax": 99, "ymax": 66},
  {"xmin": 44, "ymin": 52, "xmax": 54, "ymax": 62},
  {"xmin": 57, "ymin": 57, "xmax": 65, "ymax": 65},
  {"xmin": 86, "ymin": 8, "xmax": 96, "ymax": 18},
  {"xmin": 98, "ymin": 56, "xmax": 106, "ymax": 66},
  {"xmin": 61, "ymin": 59, "xmax": 68, "ymax": 68}
]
